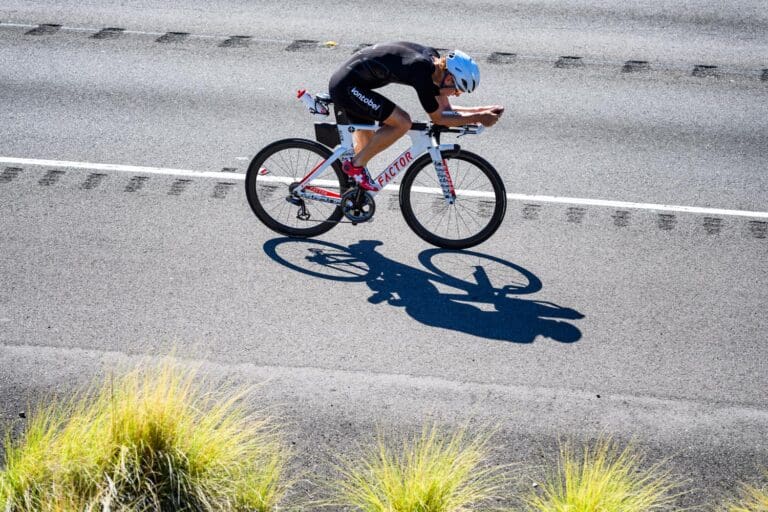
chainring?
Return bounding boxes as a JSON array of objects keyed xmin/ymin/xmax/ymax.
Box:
[{"xmin": 341, "ymin": 188, "xmax": 376, "ymax": 223}]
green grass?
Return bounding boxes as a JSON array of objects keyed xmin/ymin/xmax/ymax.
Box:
[
  {"xmin": 3, "ymin": 363, "xmax": 764, "ymax": 512},
  {"xmin": 525, "ymin": 438, "xmax": 680, "ymax": 512},
  {"xmin": 330, "ymin": 424, "xmax": 506, "ymax": 512},
  {"xmin": 726, "ymin": 471, "xmax": 768, "ymax": 512},
  {"xmin": 0, "ymin": 361, "xmax": 291, "ymax": 511}
]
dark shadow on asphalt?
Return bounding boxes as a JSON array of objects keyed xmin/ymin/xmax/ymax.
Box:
[{"xmin": 263, "ymin": 238, "xmax": 584, "ymax": 343}]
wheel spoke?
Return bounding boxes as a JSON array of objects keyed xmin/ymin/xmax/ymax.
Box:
[
  {"xmin": 247, "ymin": 141, "xmax": 343, "ymax": 236},
  {"xmin": 403, "ymin": 153, "xmax": 505, "ymax": 248}
]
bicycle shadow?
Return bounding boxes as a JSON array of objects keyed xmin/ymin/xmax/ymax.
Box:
[{"xmin": 263, "ymin": 238, "xmax": 584, "ymax": 343}]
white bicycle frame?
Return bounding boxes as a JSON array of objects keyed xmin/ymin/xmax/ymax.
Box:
[{"xmin": 293, "ymin": 122, "xmax": 483, "ymax": 206}]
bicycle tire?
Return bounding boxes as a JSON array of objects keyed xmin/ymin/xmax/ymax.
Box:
[
  {"xmin": 245, "ymin": 138, "xmax": 348, "ymax": 238},
  {"xmin": 399, "ymin": 149, "xmax": 507, "ymax": 249}
]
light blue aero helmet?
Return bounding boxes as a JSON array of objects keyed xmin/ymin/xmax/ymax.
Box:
[{"xmin": 446, "ymin": 50, "xmax": 480, "ymax": 93}]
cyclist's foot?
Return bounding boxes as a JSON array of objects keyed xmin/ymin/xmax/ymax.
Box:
[{"xmin": 342, "ymin": 160, "xmax": 377, "ymax": 191}]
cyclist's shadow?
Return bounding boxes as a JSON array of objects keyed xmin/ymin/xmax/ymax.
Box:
[{"xmin": 263, "ymin": 238, "xmax": 584, "ymax": 343}]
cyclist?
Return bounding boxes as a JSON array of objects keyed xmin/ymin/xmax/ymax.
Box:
[{"xmin": 329, "ymin": 41, "xmax": 503, "ymax": 191}]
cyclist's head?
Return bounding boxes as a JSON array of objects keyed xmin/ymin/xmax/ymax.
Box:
[{"xmin": 445, "ymin": 50, "xmax": 480, "ymax": 93}]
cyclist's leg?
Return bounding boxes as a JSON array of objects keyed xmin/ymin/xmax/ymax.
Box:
[
  {"xmin": 331, "ymin": 107, "xmax": 374, "ymax": 153},
  {"xmin": 353, "ymin": 128, "xmax": 374, "ymax": 155},
  {"xmin": 353, "ymin": 107, "xmax": 411, "ymax": 167},
  {"xmin": 329, "ymin": 81, "xmax": 408, "ymax": 166}
]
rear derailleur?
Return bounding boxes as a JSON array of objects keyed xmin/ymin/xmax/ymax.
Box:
[{"xmin": 286, "ymin": 182, "xmax": 311, "ymax": 221}]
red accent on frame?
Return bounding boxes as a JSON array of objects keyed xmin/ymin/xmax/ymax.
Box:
[
  {"xmin": 299, "ymin": 159, "xmax": 327, "ymax": 185},
  {"xmin": 305, "ymin": 186, "xmax": 341, "ymax": 199},
  {"xmin": 442, "ymin": 159, "xmax": 456, "ymax": 198}
]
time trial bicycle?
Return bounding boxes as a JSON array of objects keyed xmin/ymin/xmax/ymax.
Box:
[{"xmin": 245, "ymin": 90, "xmax": 507, "ymax": 249}]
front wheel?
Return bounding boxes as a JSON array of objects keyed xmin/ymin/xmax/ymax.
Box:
[
  {"xmin": 245, "ymin": 138, "xmax": 347, "ymax": 238},
  {"xmin": 399, "ymin": 150, "xmax": 507, "ymax": 249}
]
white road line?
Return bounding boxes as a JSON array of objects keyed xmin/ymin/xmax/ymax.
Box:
[
  {"xmin": 2, "ymin": 156, "xmax": 767, "ymax": 219},
  {"xmin": 0, "ymin": 157, "xmax": 243, "ymax": 180},
  {"xmin": 0, "ymin": 22, "xmax": 38, "ymax": 28}
]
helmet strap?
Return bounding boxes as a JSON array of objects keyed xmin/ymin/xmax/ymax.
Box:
[{"xmin": 439, "ymin": 71, "xmax": 453, "ymax": 90}]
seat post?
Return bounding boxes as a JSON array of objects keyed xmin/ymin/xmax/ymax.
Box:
[{"xmin": 333, "ymin": 105, "xmax": 351, "ymax": 125}]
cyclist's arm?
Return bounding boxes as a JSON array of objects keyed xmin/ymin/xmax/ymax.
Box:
[
  {"xmin": 452, "ymin": 105, "xmax": 504, "ymax": 115},
  {"xmin": 427, "ymin": 96, "xmax": 499, "ymax": 127}
]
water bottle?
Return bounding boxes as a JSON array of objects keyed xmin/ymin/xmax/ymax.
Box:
[{"xmin": 297, "ymin": 89, "xmax": 329, "ymax": 117}]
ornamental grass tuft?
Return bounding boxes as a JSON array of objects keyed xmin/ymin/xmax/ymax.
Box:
[
  {"xmin": 331, "ymin": 424, "xmax": 506, "ymax": 512},
  {"xmin": 525, "ymin": 437, "xmax": 680, "ymax": 512},
  {"xmin": 0, "ymin": 360, "xmax": 290, "ymax": 511},
  {"xmin": 726, "ymin": 471, "xmax": 768, "ymax": 512}
]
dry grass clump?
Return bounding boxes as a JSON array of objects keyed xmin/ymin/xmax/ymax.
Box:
[
  {"xmin": 525, "ymin": 437, "xmax": 680, "ymax": 512},
  {"xmin": 331, "ymin": 424, "xmax": 506, "ymax": 512},
  {"xmin": 0, "ymin": 361, "xmax": 290, "ymax": 511},
  {"xmin": 726, "ymin": 471, "xmax": 768, "ymax": 512}
]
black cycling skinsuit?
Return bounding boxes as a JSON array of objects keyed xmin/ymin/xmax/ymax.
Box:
[{"xmin": 329, "ymin": 42, "xmax": 441, "ymax": 124}]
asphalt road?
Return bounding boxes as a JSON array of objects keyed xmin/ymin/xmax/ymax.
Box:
[{"xmin": 1, "ymin": 1, "xmax": 767, "ymax": 507}]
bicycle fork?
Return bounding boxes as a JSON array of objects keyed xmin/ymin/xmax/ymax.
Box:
[{"xmin": 428, "ymin": 142, "xmax": 457, "ymax": 205}]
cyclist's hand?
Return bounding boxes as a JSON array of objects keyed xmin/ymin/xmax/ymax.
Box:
[{"xmin": 479, "ymin": 112, "xmax": 499, "ymax": 127}]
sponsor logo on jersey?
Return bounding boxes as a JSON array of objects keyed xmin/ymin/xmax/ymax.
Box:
[{"xmin": 351, "ymin": 87, "xmax": 381, "ymax": 110}]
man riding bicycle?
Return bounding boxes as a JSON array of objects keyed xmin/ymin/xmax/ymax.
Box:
[{"xmin": 329, "ymin": 41, "xmax": 504, "ymax": 191}]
